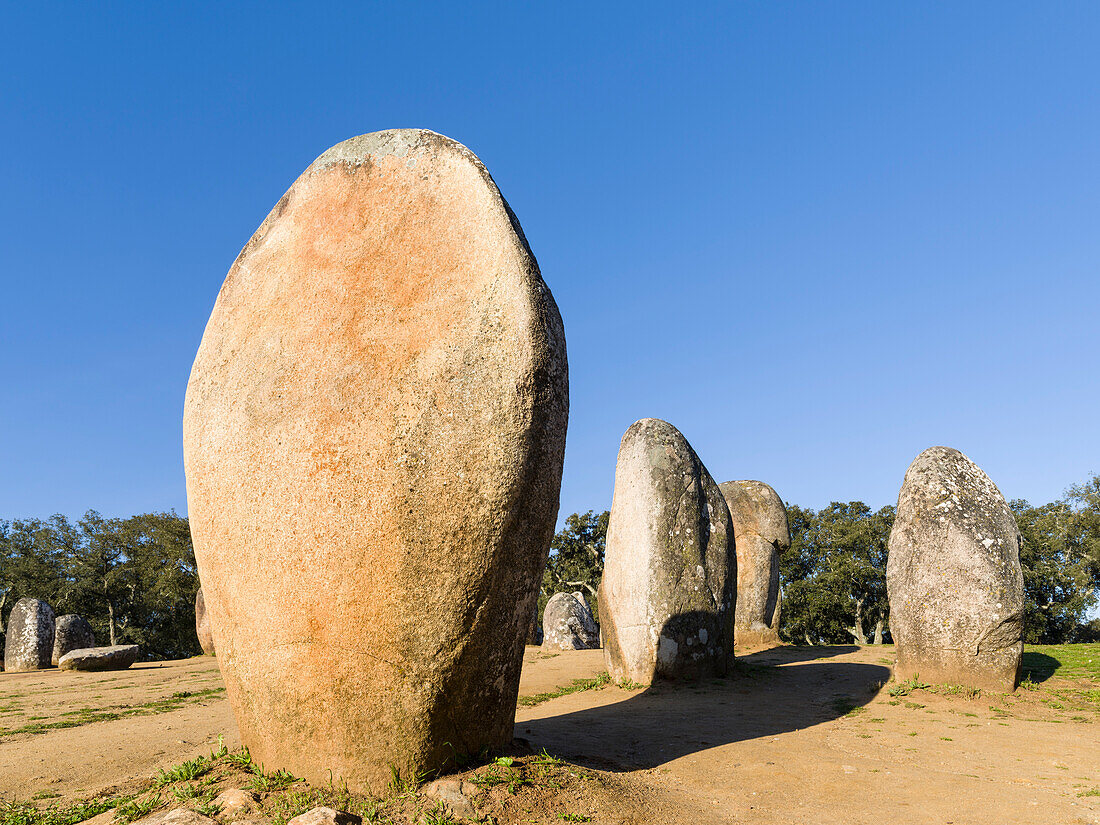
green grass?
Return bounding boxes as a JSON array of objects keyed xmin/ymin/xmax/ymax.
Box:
[
  {"xmin": 3, "ymin": 745, "xmax": 603, "ymax": 825},
  {"xmin": 193, "ymin": 802, "xmax": 220, "ymax": 819},
  {"xmin": 931, "ymin": 684, "xmax": 982, "ymax": 699},
  {"xmin": 468, "ymin": 764, "xmax": 530, "ymax": 794},
  {"xmin": 113, "ymin": 795, "xmax": 161, "ymax": 824},
  {"xmin": 830, "ymin": 697, "xmax": 866, "ymax": 717},
  {"xmin": 518, "ymin": 672, "xmax": 612, "ymax": 707},
  {"xmin": 0, "ymin": 688, "xmax": 225, "ymax": 739},
  {"xmin": 155, "ymin": 755, "xmax": 214, "ymax": 786},
  {"xmin": 1009, "ymin": 645, "xmax": 1100, "ymax": 717},
  {"xmin": 266, "ymin": 788, "xmax": 366, "ymax": 825},
  {"xmin": 247, "ymin": 766, "xmax": 298, "ymax": 795},
  {"xmin": 888, "ymin": 677, "xmax": 930, "ymax": 697},
  {"xmin": 170, "ymin": 784, "xmax": 211, "ymax": 802},
  {"xmin": 419, "ymin": 805, "xmax": 456, "ymax": 825},
  {"xmin": 1022, "ymin": 644, "xmax": 1099, "ymax": 682},
  {"xmin": 0, "ymin": 798, "xmax": 130, "ymax": 825}
]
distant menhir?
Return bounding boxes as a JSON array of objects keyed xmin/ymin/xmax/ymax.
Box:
[
  {"xmin": 719, "ymin": 480, "xmax": 789, "ymax": 650},
  {"xmin": 4, "ymin": 597, "xmax": 55, "ymax": 672}
]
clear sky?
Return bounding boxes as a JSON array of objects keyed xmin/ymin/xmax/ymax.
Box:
[{"xmin": 2, "ymin": 3, "xmax": 1098, "ymax": 524}]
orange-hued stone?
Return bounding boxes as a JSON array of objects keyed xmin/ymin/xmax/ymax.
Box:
[{"xmin": 183, "ymin": 130, "xmax": 568, "ymax": 792}]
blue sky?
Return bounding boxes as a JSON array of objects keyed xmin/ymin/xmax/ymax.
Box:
[{"xmin": 1, "ymin": 3, "xmax": 1098, "ymax": 524}]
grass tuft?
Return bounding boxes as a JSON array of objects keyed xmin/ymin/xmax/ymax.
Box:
[
  {"xmin": 113, "ymin": 795, "xmax": 161, "ymax": 824},
  {"xmin": 887, "ymin": 676, "xmax": 930, "ymax": 697},
  {"xmin": 518, "ymin": 673, "xmax": 612, "ymax": 707}
]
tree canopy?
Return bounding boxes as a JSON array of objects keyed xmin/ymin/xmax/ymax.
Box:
[
  {"xmin": 539, "ymin": 510, "xmax": 608, "ymax": 621},
  {"xmin": 0, "ymin": 511, "xmax": 198, "ymax": 660},
  {"xmin": 779, "ymin": 502, "xmax": 894, "ymax": 645},
  {"xmin": 779, "ymin": 476, "xmax": 1100, "ymax": 645}
]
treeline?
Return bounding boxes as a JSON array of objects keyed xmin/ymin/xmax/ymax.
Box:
[
  {"xmin": 783, "ymin": 475, "xmax": 1100, "ymax": 644},
  {"xmin": 0, "ymin": 512, "xmax": 198, "ymax": 660},
  {"xmin": 542, "ymin": 473, "xmax": 1100, "ymax": 646},
  {"xmin": 4, "ymin": 475, "xmax": 1098, "ymax": 661}
]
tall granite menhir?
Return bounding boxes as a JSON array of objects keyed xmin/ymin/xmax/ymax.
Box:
[
  {"xmin": 599, "ymin": 419, "xmax": 735, "ymax": 684},
  {"xmin": 886, "ymin": 446, "xmax": 1024, "ymax": 692},
  {"xmin": 719, "ymin": 480, "xmax": 789, "ymax": 649},
  {"xmin": 184, "ymin": 130, "xmax": 568, "ymax": 792},
  {"xmin": 4, "ymin": 598, "xmax": 55, "ymax": 672}
]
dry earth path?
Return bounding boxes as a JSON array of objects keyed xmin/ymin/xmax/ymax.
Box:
[
  {"xmin": 1, "ymin": 645, "xmax": 1097, "ymax": 825},
  {"xmin": 520, "ymin": 645, "xmax": 1100, "ymax": 824}
]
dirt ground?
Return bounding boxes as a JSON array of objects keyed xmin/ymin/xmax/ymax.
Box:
[{"xmin": 1, "ymin": 645, "xmax": 1098, "ymax": 824}]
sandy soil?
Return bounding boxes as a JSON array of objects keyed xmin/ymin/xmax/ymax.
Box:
[
  {"xmin": 2, "ymin": 645, "xmax": 1097, "ymax": 824},
  {"xmin": 0, "ymin": 657, "xmax": 236, "ymax": 800},
  {"xmin": 520, "ymin": 645, "xmax": 1100, "ymax": 824}
]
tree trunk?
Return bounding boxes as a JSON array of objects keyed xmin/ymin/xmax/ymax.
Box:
[
  {"xmin": 873, "ymin": 616, "xmax": 884, "ymax": 645},
  {"xmin": 107, "ymin": 598, "xmax": 117, "ymax": 646},
  {"xmin": 804, "ymin": 632, "xmax": 814, "ymax": 645},
  {"xmin": 847, "ymin": 596, "xmax": 868, "ymax": 644}
]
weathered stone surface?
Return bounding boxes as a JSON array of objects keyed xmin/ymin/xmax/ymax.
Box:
[
  {"xmin": 542, "ymin": 591, "xmax": 599, "ymax": 650},
  {"xmin": 183, "ymin": 129, "xmax": 568, "ymax": 793},
  {"xmin": 719, "ymin": 481, "xmax": 789, "ymax": 649},
  {"xmin": 195, "ymin": 588, "xmax": 215, "ymax": 656},
  {"xmin": 886, "ymin": 446, "xmax": 1025, "ymax": 692},
  {"xmin": 3, "ymin": 598, "xmax": 55, "ymax": 672},
  {"xmin": 78, "ymin": 810, "xmax": 117, "ymax": 825},
  {"xmin": 423, "ymin": 778, "xmax": 478, "ymax": 820},
  {"xmin": 598, "ymin": 419, "xmax": 735, "ymax": 684},
  {"xmin": 212, "ymin": 789, "xmax": 256, "ymax": 819},
  {"xmin": 58, "ymin": 644, "xmax": 140, "ymax": 671},
  {"xmin": 133, "ymin": 808, "xmax": 218, "ymax": 825},
  {"xmin": 51, "ymin": 614, "xmax": 95, "ymax": 666},
  {"xmin": 286, "ymin": 808, "xmax": 360, "ymax": 825}
]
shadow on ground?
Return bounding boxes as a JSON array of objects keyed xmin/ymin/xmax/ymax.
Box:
[
  {"xmin": 519, "ymin": 644, "xmax": 890, "ymax": 771},
  {"xmin": 737, "ymin": 644, "xmax": 862, "ymax": 665},
  {"xmin": 1021, "ymin": 651, "xmax": 1061, "ymax": 683}
]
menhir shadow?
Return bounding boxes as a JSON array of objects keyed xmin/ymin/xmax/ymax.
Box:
[
  {"xmin": 737, "ymin": 644, "xmax": 862, "ymax": 666},
  {"xmin": 518, "ymin": 637, "xmax": 889, "ymax": 771},
  {"xmin": 1020, "ymin": 651, "xmax": 1060, "ymax": 683}
]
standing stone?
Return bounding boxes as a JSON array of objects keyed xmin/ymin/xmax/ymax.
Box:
[
  {"xmin": 195, "ymin": 588, "xmax": 215, "ymax": 656},
  {"xmin": 718, "ymin": 481, "xmax": 790, "ymax": 650},
  {"xmin": 51, "ymin": 614, "xmax": 95, "ymax": 666},
  {"xmin": 183, "ymin": 129, "xmax": 568, "ymax": 792},
  {"xmin": 4, "ymin": 598, "xmax": 55, "ymax": 672},
  {"xmin": 886, "ymin": 446, "xmax": 1025, "ymax": 692},
  {"xmin": 542, "ymin": 592, "xmax": 599, "ymax": 650},
  {"xmin": 598, "ymin": 419, "xmax": 735, "ymax": 684}
]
